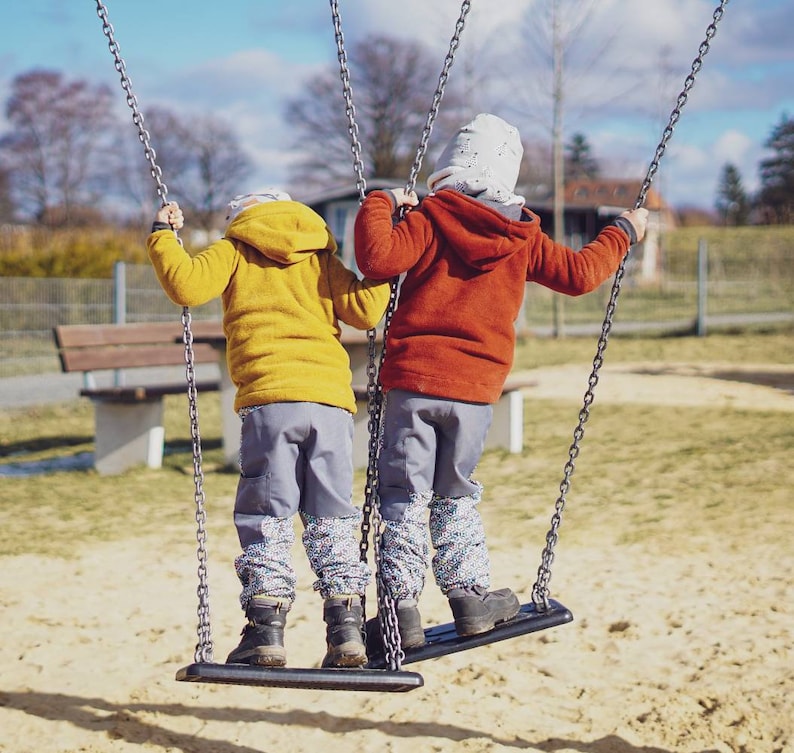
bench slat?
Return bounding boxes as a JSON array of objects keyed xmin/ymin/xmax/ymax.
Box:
[
  {"xmin": 54, "ymin": 321, "xmax": 223, "ymax": 349},
  {"xmin": 59, "ymin": 342, "xmax": 218, "ymax": 372},
  {"xmin": 80, "ymin": 380, "xmax": 221, "ymax": 403}
]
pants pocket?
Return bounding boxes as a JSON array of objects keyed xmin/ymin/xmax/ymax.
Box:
[{"xmin": 234, "ymin": 473, "xmax": 282, "ymax": 547}]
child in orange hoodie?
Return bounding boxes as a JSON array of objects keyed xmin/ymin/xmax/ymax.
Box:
[{"xmin": 354, "ymin": 113, "xmax": 647, "ymax": 647}]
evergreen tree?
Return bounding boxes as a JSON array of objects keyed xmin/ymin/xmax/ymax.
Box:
[
  {"xmin": 758, "ymin": 114, "xmax": 794, "ymax": 224},
  {"xmin": 565, "ymin": 133, "xmax": 600, "ymax": 180},
  {"xmin": 715, "ymin": 163, "xmax": 750, "ymax": 226}
]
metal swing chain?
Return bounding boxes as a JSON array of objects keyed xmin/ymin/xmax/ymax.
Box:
[
  {"xmin": 331, "ymin": 0, "xmax": 473, "ymax": 671},
  {"xmin": 330, "ymin": 0, "xmax": 368, "ymax": 205},
  {"xmin": 404, "ymin": 0, "xmax": 472, "ymax": 196},
  {"xmin": 330, "ymin": 0, "xmax": 401, "ymax": 668},
  {"xmin": 95, "ymin": 1, "xmax": 214, "ymax": 664},
  {"xmin": 531, "ymin": 0, "xmax": 729, "ymax": 611}
]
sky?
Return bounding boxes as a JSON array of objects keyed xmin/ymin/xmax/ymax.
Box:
[{"xmin": 1, "ymin": 0, "xmax": 792, "ymax": 212}]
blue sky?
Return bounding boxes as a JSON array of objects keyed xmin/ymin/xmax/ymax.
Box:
[{"xmin": 1, "ymin": 0, "xmax": 793, "ymax": 212}]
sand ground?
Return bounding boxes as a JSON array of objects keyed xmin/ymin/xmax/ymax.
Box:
[{"xmin": 1, "ymin": 362, "xmax": 792, "ymax": 753}]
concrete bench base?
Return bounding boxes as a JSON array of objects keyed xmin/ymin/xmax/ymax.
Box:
[
  {"xmin": 84, "ymin": 381, "xmax": 220, "ymax": 475},
  {"xmin": 93, "ymin": 398, "xmax": 166, "ymax": 475}
]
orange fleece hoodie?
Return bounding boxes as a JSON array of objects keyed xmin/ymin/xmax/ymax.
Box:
[{"xmin": 354, "ymin": 189, "xmax": 632, "ymax": 404}]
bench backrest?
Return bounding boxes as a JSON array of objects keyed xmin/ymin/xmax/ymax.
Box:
[{"xmin": 54, "ymin": 322, "xmax": 222, "ymax": 373}]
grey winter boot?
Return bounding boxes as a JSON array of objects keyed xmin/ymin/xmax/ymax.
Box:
[
  {"xmin": 365, "ymin": 597, "xmax": 426, "ymax": 659},
  {"xmin": 226, "ymin": 596, "xmax": 288, "ymax": 667},
  {"xmin": 393, "ymin": 598, "xmax": 426, "ymax": 648},
  {"xmin": 321, "ymin": 595, "xmax": 367, "ymax": 668},
  {"xmin": 448, "ymin": 585, "xmax": 520, "ymax": 637}
]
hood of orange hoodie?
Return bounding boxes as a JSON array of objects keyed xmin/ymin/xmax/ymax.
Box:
[
  {"xmin": 224, "ymin": 200, "xmax": 337, "ymax": 264},
  {"xmin": 420, "ymin": 189, "xmax": 538, "ymax": 272}
]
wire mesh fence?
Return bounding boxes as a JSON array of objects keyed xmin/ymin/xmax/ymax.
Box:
[
  {"xmin": 0, "ymin": 263, "xmax": 221, "ymax": 377},
  {"xmin": 1, "ymin": 242, "xmax": 792, "ymax": 379}
]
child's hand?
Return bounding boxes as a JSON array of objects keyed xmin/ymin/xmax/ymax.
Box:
[
  {"xmin": 389, "ymin": 189, "xmax": 419, "ymax": 212},
  {"xmin": 619, "ymin": 208, "xmax": 648, "ymax": 243},
  {"xmin": 154, "ymin": 201, "xmax": 184, "ymax": 231}
]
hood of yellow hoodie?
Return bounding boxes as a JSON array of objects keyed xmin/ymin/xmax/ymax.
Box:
[{"xmin": 224, "ymin": 200, "xmax": 337, "ymax": 265}]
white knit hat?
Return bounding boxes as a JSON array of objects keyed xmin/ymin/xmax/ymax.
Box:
[
  {"xmin": 427, "ymin": 113, "xmax": 525, "ymax": 206},
  {"xmin": 225, "ymin": 189, "xmax": 292, "ymax": 224}
]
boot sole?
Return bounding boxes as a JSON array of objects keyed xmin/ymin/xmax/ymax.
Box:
[
  {"xmin": 454, "ymin": 604, "xmax": 522, "ymax": 637},
  {"xmin": 227, "ymin": 649, "xmax": 287, "ymax": 667},
  {"xmin": 322, "ymin": 640, "xmax": 367, "ymax": 668}
]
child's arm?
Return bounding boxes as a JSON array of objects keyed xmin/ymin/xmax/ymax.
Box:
[
  {"xmin": 326, "ymin": 255, "xmax": 392, "ymax": 330},
  {"xmin": 528, "ymin": 208, "xmax": 648, "ymax": 296},
  {"xmin": 354, "ymin": 190, "xmax": 428, "ymax": 279},
  {"xmin": 147, "ymin": 203, "xmax": 236, "ymax": 306},
  {"xmin": 611, "ymin": 208, "xmax": 648, "ymax": 245}
]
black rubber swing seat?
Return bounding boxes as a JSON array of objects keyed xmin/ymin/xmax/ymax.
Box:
[
  {"xmin": 175, "ymin": 662, "xmax": 424, "ymax": 692},
  {"xmin": 365, "ymin": 599, "xmax": 573, "ymax": 669}
]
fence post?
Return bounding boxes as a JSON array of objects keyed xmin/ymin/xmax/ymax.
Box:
[
  {"xmin": 696, "ymin": 239, "xmax": 708, "ymax": 337},
  {"xmin": 113, "ymin": 261, "xmax": 127, "ymax": 385},
  {"xmin": 113, "ymin": 261, "xmax": 127, "ymax": 325}
]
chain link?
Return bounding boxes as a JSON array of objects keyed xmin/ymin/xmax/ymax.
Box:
[
  {"xmin": 531, "ymin": 0, "xmax": 729, "ymax": 611},
  {"xmin": 95, "ymin": 1, "xmax": 213, "ymax": 663}
]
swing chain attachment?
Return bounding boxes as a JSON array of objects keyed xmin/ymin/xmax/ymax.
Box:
[
  {"xmin": 181, "ymin": 308, "xmax": 214, "ymax": 663},
  {"xmin": 95, "ymin": 0, "xmax": 214, "ymax": 663},
  {"xmin": 531, "ymin": 0, "xmax": 729, "ymax": 612}
]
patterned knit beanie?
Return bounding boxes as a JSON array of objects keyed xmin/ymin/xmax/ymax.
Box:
[
  {"xmin": 225, "ymin": 189, "xmax": 292, "ymax": 224},
  {"xmin": 427, "ymin": 113, "xmax": 525, "ymax": 206}
]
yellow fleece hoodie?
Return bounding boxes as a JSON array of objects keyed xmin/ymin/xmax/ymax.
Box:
[{"xmin": 147, "ymin": 201, "xmax": 390, "ymax": 413}]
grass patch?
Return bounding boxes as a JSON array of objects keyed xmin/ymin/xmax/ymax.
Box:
[
  {"xmin": 513, "ymin": 328, "xmax": 794, "ymax": 370},
  {"xmin": 1, "ymin": 332, "xmax": 791, "ymax": 560}
]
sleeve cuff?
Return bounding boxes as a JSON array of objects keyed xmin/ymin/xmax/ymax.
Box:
[
  {"xmin": 151, "ymin": 221, "xmax": 172, "ymax": 233},
  {"xmin": 611, "ymin": 216, "xmax": 637, "ymax": 245}
]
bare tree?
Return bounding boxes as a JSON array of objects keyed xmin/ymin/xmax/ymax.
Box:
[
  {"xmin": 285, "ymin": 34, "xmax": 468, "ymax": 192},
  {"xmin": 113, "ymin": 106, "xmax": 194, "ymax": 224},
  {"xmin": 186, "ymin": 116, "xmax": 253, "ymax": 231},
  {"xmin": 0, "ymin": 165, "xmax": 14, "ymax": 223},
  {"xmin": 115, "ymin": 107, "xmax": 252, "ymax": 232},
  {"xmin": 0, "ymin": 69, "xmax": 117, "ymax": 226},
  {"xmin": 497, "ymin": 1, "xmax": 617, "ymax": 336}
]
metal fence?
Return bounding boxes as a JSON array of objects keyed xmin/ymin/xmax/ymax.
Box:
[
  {"xmin": 0, "ymin": 263, "xmax": 221, "ymax": 378},
  {"xmin": 1, "ymin": 243, "xmax": 792, "ymax": 378}
]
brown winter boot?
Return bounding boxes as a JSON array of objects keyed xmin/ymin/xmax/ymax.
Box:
[
  {"xmin": 226, "ymin": 596, "xmax": 288, "ymax": 667},
  {"xmin": 321, "ymin": 595, "xmax": 367, "ymax": 668}
]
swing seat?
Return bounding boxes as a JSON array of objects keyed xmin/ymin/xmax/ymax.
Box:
[
  {"xmin": 365, "ymin": 599, "xmax": 573, "ymax": 669},
  {"xmin": 175, "ymin": 662, "xmax": 424, "ymax": 692}
]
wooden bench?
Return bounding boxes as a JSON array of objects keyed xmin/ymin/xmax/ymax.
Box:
[
  {"xmin": 351, "ymin": 376, "xmax": 535, "ymax": 470},
  {"xmin": 53, "ymin": 322, "xmax": 222, "ymax": 475}
]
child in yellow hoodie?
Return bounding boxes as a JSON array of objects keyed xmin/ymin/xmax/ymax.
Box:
[{"xmin": 148, "ymin": 191, "xmax": 390, "ymax": 669}]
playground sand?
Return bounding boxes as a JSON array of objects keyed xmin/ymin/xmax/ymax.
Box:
[{"xmin": 1, "ymin": 363, "xmax": 792, "ymax": 753}]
